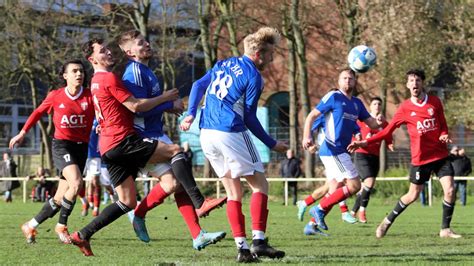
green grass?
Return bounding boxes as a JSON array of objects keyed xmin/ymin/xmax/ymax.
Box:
[{"xmin": 0, "ymin": 197, "xmax": 472, "ymax": 265}]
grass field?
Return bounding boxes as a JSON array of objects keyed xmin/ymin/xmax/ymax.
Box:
[{"xmin": 0, "ymin": 197, "xmax": 472, "ymax": 265}]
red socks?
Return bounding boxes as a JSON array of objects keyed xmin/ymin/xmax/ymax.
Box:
[
  {"xmin": 250, "ymin": 192, "xmax": 268, "ymax": 232},
  {"xmin": 174, "ymin": 190, "xmax": 201, "ymax": 239},
  {"xmin": 304, "ymin": 195, "xmax": 316, "ymax": 206},
  {"xmin": 134, "ymin": 183, "xmax": 169, "ymax": 218},
  {"xmin": 227, "ymin": 200, "xmax": 246, "ymax": 237},
  {"xmin": 93, "ymin": 186, "xmax": 101, "ymax": 208},
  {"xmin": 320, "ymin": 186, "xmax": 350, "ymax": 211}
]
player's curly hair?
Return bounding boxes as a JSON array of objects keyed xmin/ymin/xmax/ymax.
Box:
[
  {"xmin": 406, "ymin": 69, "xmax": 426, "ymax": 81},
  {"xmin": 117, "ymin": 30, "xmax": 141, "ymax": 51},
  {"xmin": 243, "ymin": 27, "xmax": 281, "ymax": 55},
  {"xmin": 81, "ymin": 38, "xmax": 104, "ymax": 59}
]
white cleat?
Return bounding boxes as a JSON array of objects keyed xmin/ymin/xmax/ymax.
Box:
[{"xmin": 439, "ymin": 228, "xmax": 462, "ymax": 239}]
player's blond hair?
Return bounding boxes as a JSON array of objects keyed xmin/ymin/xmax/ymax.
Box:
[{"xmin": 243, "ymin": 27, "xmax": 281, "ymax": 55}]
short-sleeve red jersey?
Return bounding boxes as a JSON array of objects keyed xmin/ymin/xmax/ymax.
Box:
[
  {"xmin": 22, "ymin": 87, "xmax": 94, "ymax": 143},
  {"xmin": 367, "ymin": 94, "xmax": 449, "ymax": 166},
  {"xmin": 90, "ymin": 71, "xmax": 135, "ymax": 154},
  {"xmin": 355, "ymin": 119, "xmax": 392, "ymax": 156}
]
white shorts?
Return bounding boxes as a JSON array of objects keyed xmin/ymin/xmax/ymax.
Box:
[
  {"xmin": 140, "ymin": 134, "xmax": 172, "ymax": 177},
  {"xmin": 85, "ymin": 158, "xmax": 101, "ymax": 177},
  {"xmin": 100, "ymin": 166, "xmax": 112, "ymax": 186},
  {"xmin": 320, "ymin": 153, "xmax": 358, "ymax": 182},
  {"xmin": 200, "ymin": 129, "xmax": 264, "ymax": 178}
]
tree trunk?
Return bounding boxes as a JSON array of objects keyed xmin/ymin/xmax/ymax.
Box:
[
  {"xmin": 198, "ymin": 0, "xmax": 215, "ymax": 69},
  {"xmin": 378, "ymin": 50, "xmax": 389, "ymax": 176},
  {"xmin": 28, "ymin": 77, "xmax": 52, "ymax": 170},
  {"xmin": 282, "ymin": 9, "xmax": 299, "ymax": 157},
  {"xmin": 216, "ymin": 0, "xmax": 239, "ymax": 57},
  {"xmin": 291, "ymin": 0, "xmax": 313, "ymax": 177}
]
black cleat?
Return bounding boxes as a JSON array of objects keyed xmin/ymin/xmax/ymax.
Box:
[
  {"xmin": 236, "ymin": 248, "xmax": 259, "ymax": 263},
  {"xmin": 251, "ymin": 240, "xmax": 285, "ymax": 259}
]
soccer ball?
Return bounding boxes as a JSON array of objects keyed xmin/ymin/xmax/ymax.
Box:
[{"xmin": 347, "ymin": 45, "xmax": 377, "ymax": 73}]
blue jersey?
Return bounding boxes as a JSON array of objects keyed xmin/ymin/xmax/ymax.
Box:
[
  {"xmin": 311, "ymin": 114, "xmax": 361, "ymax": 135},
  {"xmin": 88, "ymin": 119, "xmax": 100, "ymax": 158},
  {"xmin": 316, "ymin": 90, "xmax": 370, "ymax": 155},
  {"xmin": 187, "ymin": 56, "xmax": 276, "ymax": 148},
  {"xmin": 122, "ymin": 60, "xmax": 173, "ymax": 138}
]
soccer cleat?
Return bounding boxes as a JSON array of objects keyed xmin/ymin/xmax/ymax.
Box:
[
  {"xmin": 192, "ymin": 230, "xmax": 226, "ymax": 250},
  {"xmin": 55, "ymin": 224, "xmax": 72, "ymax": 244},
  {"xmin": 304, "ymin": 223, "xmax": 329, "ymax": 237},
  {"xmin": 296, "ymin": 200, "xmax": 307, "ymax": 221},
  {"xmin": 342, "ymin": 212, "xmax": 357, "ymax": 224},
  {"xmin": 236, "ymin": 248, "xmax": 260, "ymax": 263},
  {"xmin": 196, "ymin": 197, "xmax": 227, "ymax": 218},
  {"xmin": 250, "ymin": 239, "xmax": 285, "ymax": 259},
  {"xmin": 309, "ymin": 206, "xmax": 328, "ymax": 230},
  {"xmin": 376, "ymin": 217, "xmax": 392, "ymax": 238},
  {"xmin": 92, "ymin": 209, "xmax": 99, "ymax": 217},
  {"xmin": 358, "ymin": 210, "xmax": 367, "ymax": 223},
  {"xmin": 21, "ymin": 223, "xmax": 37, "ymax": 244},
  {"xmin": 81, "ymin": 204, "xmax": 89, "ymax": 217},
  {"xmin": 439, "ymin": 228, "xmax": 462, "ymax": 239},
  {"xmin": 70, "ymin": 232, "xmax": 94, "ymax": 256},
  {"xmin": 132, "ymin": 215, "xmax": 150, "ymax": 243}
]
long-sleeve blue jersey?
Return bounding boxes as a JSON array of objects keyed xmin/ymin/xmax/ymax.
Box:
[
  {"xmin": 122, "ymin": 60, "xmax": 174, "ymax": 138},
  {"xmin": 187, "ymin": 56, "xmax": 276, "ymax": 148},
  {"xmin": 316, "ymin": 90, "xmax": 370, "ymax": 156}
]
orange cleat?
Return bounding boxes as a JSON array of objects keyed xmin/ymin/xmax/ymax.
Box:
[
  {"xmin": 92, "ymin": 209, "xmax": 99, "ymax": 217},
  {"xmin": 81, "ymin": 204, "xmax": 89, "ymax": 217},
  {"xmin": 55, "ymin": 224, "xmax": 71, "ymax": 244},
  {"xmin": 21, "ymin": 223, "xmax": 37, "ymax": 244},
  {"xmin": 358, "ymin": 210, "xmax": 367, "ymax": 223},
  {"xmin": 70, "ymin": 232, "xmax": 94, "ymax": 256},
  {"xmin": 196, "ymin": 197, "xmax": 227, "ymax": 218}
]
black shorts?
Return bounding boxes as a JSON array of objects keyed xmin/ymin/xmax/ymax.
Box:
[
  {"xmin": 102, "ymin": 134, "xmax": 158, "ymax": 187},
  {"xmin": 409, "ymin": 157, "xmax": 454, "ymax": 185},
  {"xmin": 355, "ymin": 152, "xmax": 380, "ymax": 180},
  {"xmin": 52, "ymin": 139, "xmax": 88, "ymax": 180}
]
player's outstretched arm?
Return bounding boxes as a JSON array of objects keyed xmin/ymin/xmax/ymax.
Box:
[
  {"xmin": 272, "ymin": 141, "xmax": 289, "ymax": 153},
  {"xmin": 347, "ymin": 140, "xmax": 368, "ymax": 153},
  {"xmin": 9, "ymin": 130, "xmax": 27, "ymax": 149},
  {"xmin": 123, "ymin": 88, "xmax": 179, "ymax": 113}
]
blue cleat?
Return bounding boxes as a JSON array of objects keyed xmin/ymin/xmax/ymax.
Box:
[
  {"xmin": 309, "ymin": 206, "xmax": 328, "ymax": 230},
  {"xmin": 341, "ymin": 212, "xmax": 357, "ymax": 224},
  {"xmin": 304, "ymin": 223, "xmax": 329, "ymax": 237},
  {"xmin": 132, "ymin": 215, "xmax": 150, "ymax": 243},
  {"xmin": 192, "ymin": 230, "xmax": 226, "ymax": 250},
  {"xmin": 296, "ymin": 200, "xmax": 307, "ymax": 221}
]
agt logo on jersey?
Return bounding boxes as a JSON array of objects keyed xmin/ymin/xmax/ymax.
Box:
[
  {"xmin": 61, "ymin": 115, "xmax": 86, "ymax": 128},
  {"xmin": 416, "ymin": 118, "xmax": 437, "ymax": 134}
]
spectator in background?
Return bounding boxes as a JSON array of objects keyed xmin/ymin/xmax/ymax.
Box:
[
  {"xmin": 449, "ymin": 146, "xmax": 471, "ymax": 206},
  {"xmin": 280, "ymin": 149, "xmax": 301, "ymax": 205},
  {"xmin": 0, "ymin": 152, "xmax": 19, "ymax": 202},
  {"xmin": 28, "ymin": 167, "xmax": 55, "ymax": 202}
]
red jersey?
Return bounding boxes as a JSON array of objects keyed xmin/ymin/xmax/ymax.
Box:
[
  {"xmin": 91, "ymin": 71, "xmax": 135, "ymax": 154},
  {"xmin": 367, "ymin": 94, "xmax": 449, "ymax": 166},
  {"xmin": 22, "ymin": 87, "xmax": 94, "ymax": 143},
  {"xmin": 355, "ymin": 119, "xmax": 392, "ymax": 156}
]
